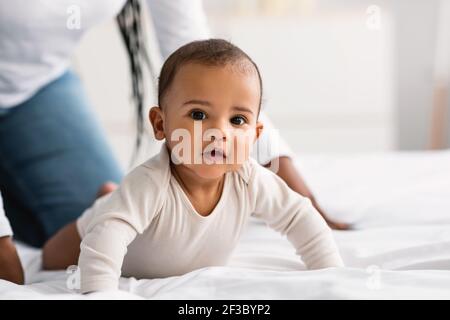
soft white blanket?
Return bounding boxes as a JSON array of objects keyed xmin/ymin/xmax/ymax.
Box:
[{"xmin": 1, "ymin": 150, "xmax": 449, "ymax": 299}]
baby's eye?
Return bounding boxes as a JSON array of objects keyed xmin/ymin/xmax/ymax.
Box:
[
  {"xmin": 190, "ymin": 110, "xmax": 206, "ymax": 121},
  {"xmin": 230, "ymin": 116, "xmax": 247, "ymax": 126}
]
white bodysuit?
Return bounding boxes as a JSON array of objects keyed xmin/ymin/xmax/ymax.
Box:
[{"xmin": 77, "ymin": 145, "xmax": 343, "ymax": 293}]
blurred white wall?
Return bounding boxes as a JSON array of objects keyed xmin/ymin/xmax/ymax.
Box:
[
  {"xmin": 394, "ymin": 0, "xmax": 450, "ymax": 150},
  {"xmin": 394, "ymin": 0, "xmax": 438, "ymax": 150},
  {"xmin": 206, "ymin": 1, "xmax": 395, "ymax": 154}
]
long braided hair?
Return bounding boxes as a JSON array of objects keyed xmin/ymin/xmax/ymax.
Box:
[{"xmin": 116, "ymin": 0, "xmax": 156, "ymax": 164}]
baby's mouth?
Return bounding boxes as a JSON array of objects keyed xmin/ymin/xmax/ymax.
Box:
[{"xmin": 202, "ymin": 148, "xmax": 227, "ymax": 162}]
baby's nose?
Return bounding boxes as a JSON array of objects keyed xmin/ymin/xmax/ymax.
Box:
[
  {"xmin": 204, "ymin": 126, "xmax": 229, "ymax": 142},
  {"xmin": 207, "ymin": 122, "xmax": 230, "ymax": 141},
  {"xmin": 210, "ymin": 131, "xmax": 227, "ymax": 141}
]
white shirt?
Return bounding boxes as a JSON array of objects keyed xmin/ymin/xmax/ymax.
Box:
[
  {"xmin": 0, "ymin": 0, "xmax": 209, "ymax": 108},
  {"xmin": 77, "ymin": 145, "xmax": 343, "ymax": 293},
  {"xmin": 0, "ymin": 193, "xmax": 13, "ymax": 238},
  {"xmin": 0, "ymin": 0, "xmax": 292, "ymax": 163}
]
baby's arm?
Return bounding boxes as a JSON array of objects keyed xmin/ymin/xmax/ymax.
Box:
[
  {"xmin": 78, "ymin": 218, "xmax": 137, "ymax": 293},
  {"xmin": 249, "ymin": 161, "xmax": 344, "ymax": 269},
  {"xmin": 77, "ymin": 165, "xmax": 166, "ymax": 293}
]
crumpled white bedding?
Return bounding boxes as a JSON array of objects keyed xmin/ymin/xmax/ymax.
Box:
[{"xmin": 1, "ymin": 150, "xmax": 449, "ymax": 299}]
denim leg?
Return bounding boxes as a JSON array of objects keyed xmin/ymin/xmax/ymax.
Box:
[{"xmin": 0, "ymin": 70, "xmax": 123, "ymax": 247}]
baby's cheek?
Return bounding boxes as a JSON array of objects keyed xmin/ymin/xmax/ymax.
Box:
[{"xmin": 238, "ymin": 129, "xmax": 255, "ymax": 147}]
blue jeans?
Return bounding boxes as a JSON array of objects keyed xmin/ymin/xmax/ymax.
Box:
[{"xmin": 0, "ymin": 70, "xmax": 123, "ymax": 247}]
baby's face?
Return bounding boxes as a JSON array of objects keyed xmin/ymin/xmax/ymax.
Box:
[{"xmin": 150, "ymin": 62, "xmax": 263, "ymax": 179}]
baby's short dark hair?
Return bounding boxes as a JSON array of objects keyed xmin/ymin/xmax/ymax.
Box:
[{"xmin": 158, "ymin": 39, "xmax": 263, "ymax": 112}]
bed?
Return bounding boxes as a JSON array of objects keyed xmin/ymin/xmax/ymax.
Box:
[{"xmin": 1, "ymin": 150, "xmax": 449, "ymax": 299}]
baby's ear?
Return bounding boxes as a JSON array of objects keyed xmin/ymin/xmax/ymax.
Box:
[
  {"xmin": 255, "ymin": 121, "xmax": 264, "ymax": 141},
  {"xmin": 149, "ymin": 106, "xmax": 165, "ymax": 140}
]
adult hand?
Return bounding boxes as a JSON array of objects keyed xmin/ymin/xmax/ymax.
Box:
[
  {"xmin": 0, "ymin": 236, "xmax": 24, "ymax": 284},
  {"xmin": 265, "ymin": 156, "xmax": 351, "ymax": 230}
]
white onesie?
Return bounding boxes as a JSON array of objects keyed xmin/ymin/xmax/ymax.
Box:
[{"xmin": 77, "ymin": 145, "xmax": 343, "ymax": 293}]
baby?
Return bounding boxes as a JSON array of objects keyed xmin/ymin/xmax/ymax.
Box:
[{"xmin": 43, "ymin": 39, "xmax": 344, "ymax": 293}]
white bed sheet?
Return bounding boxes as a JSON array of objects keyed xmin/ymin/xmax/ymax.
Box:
[{"xmin": 1, "ymin": 150, "xmax": 449, "ymax": 299}]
